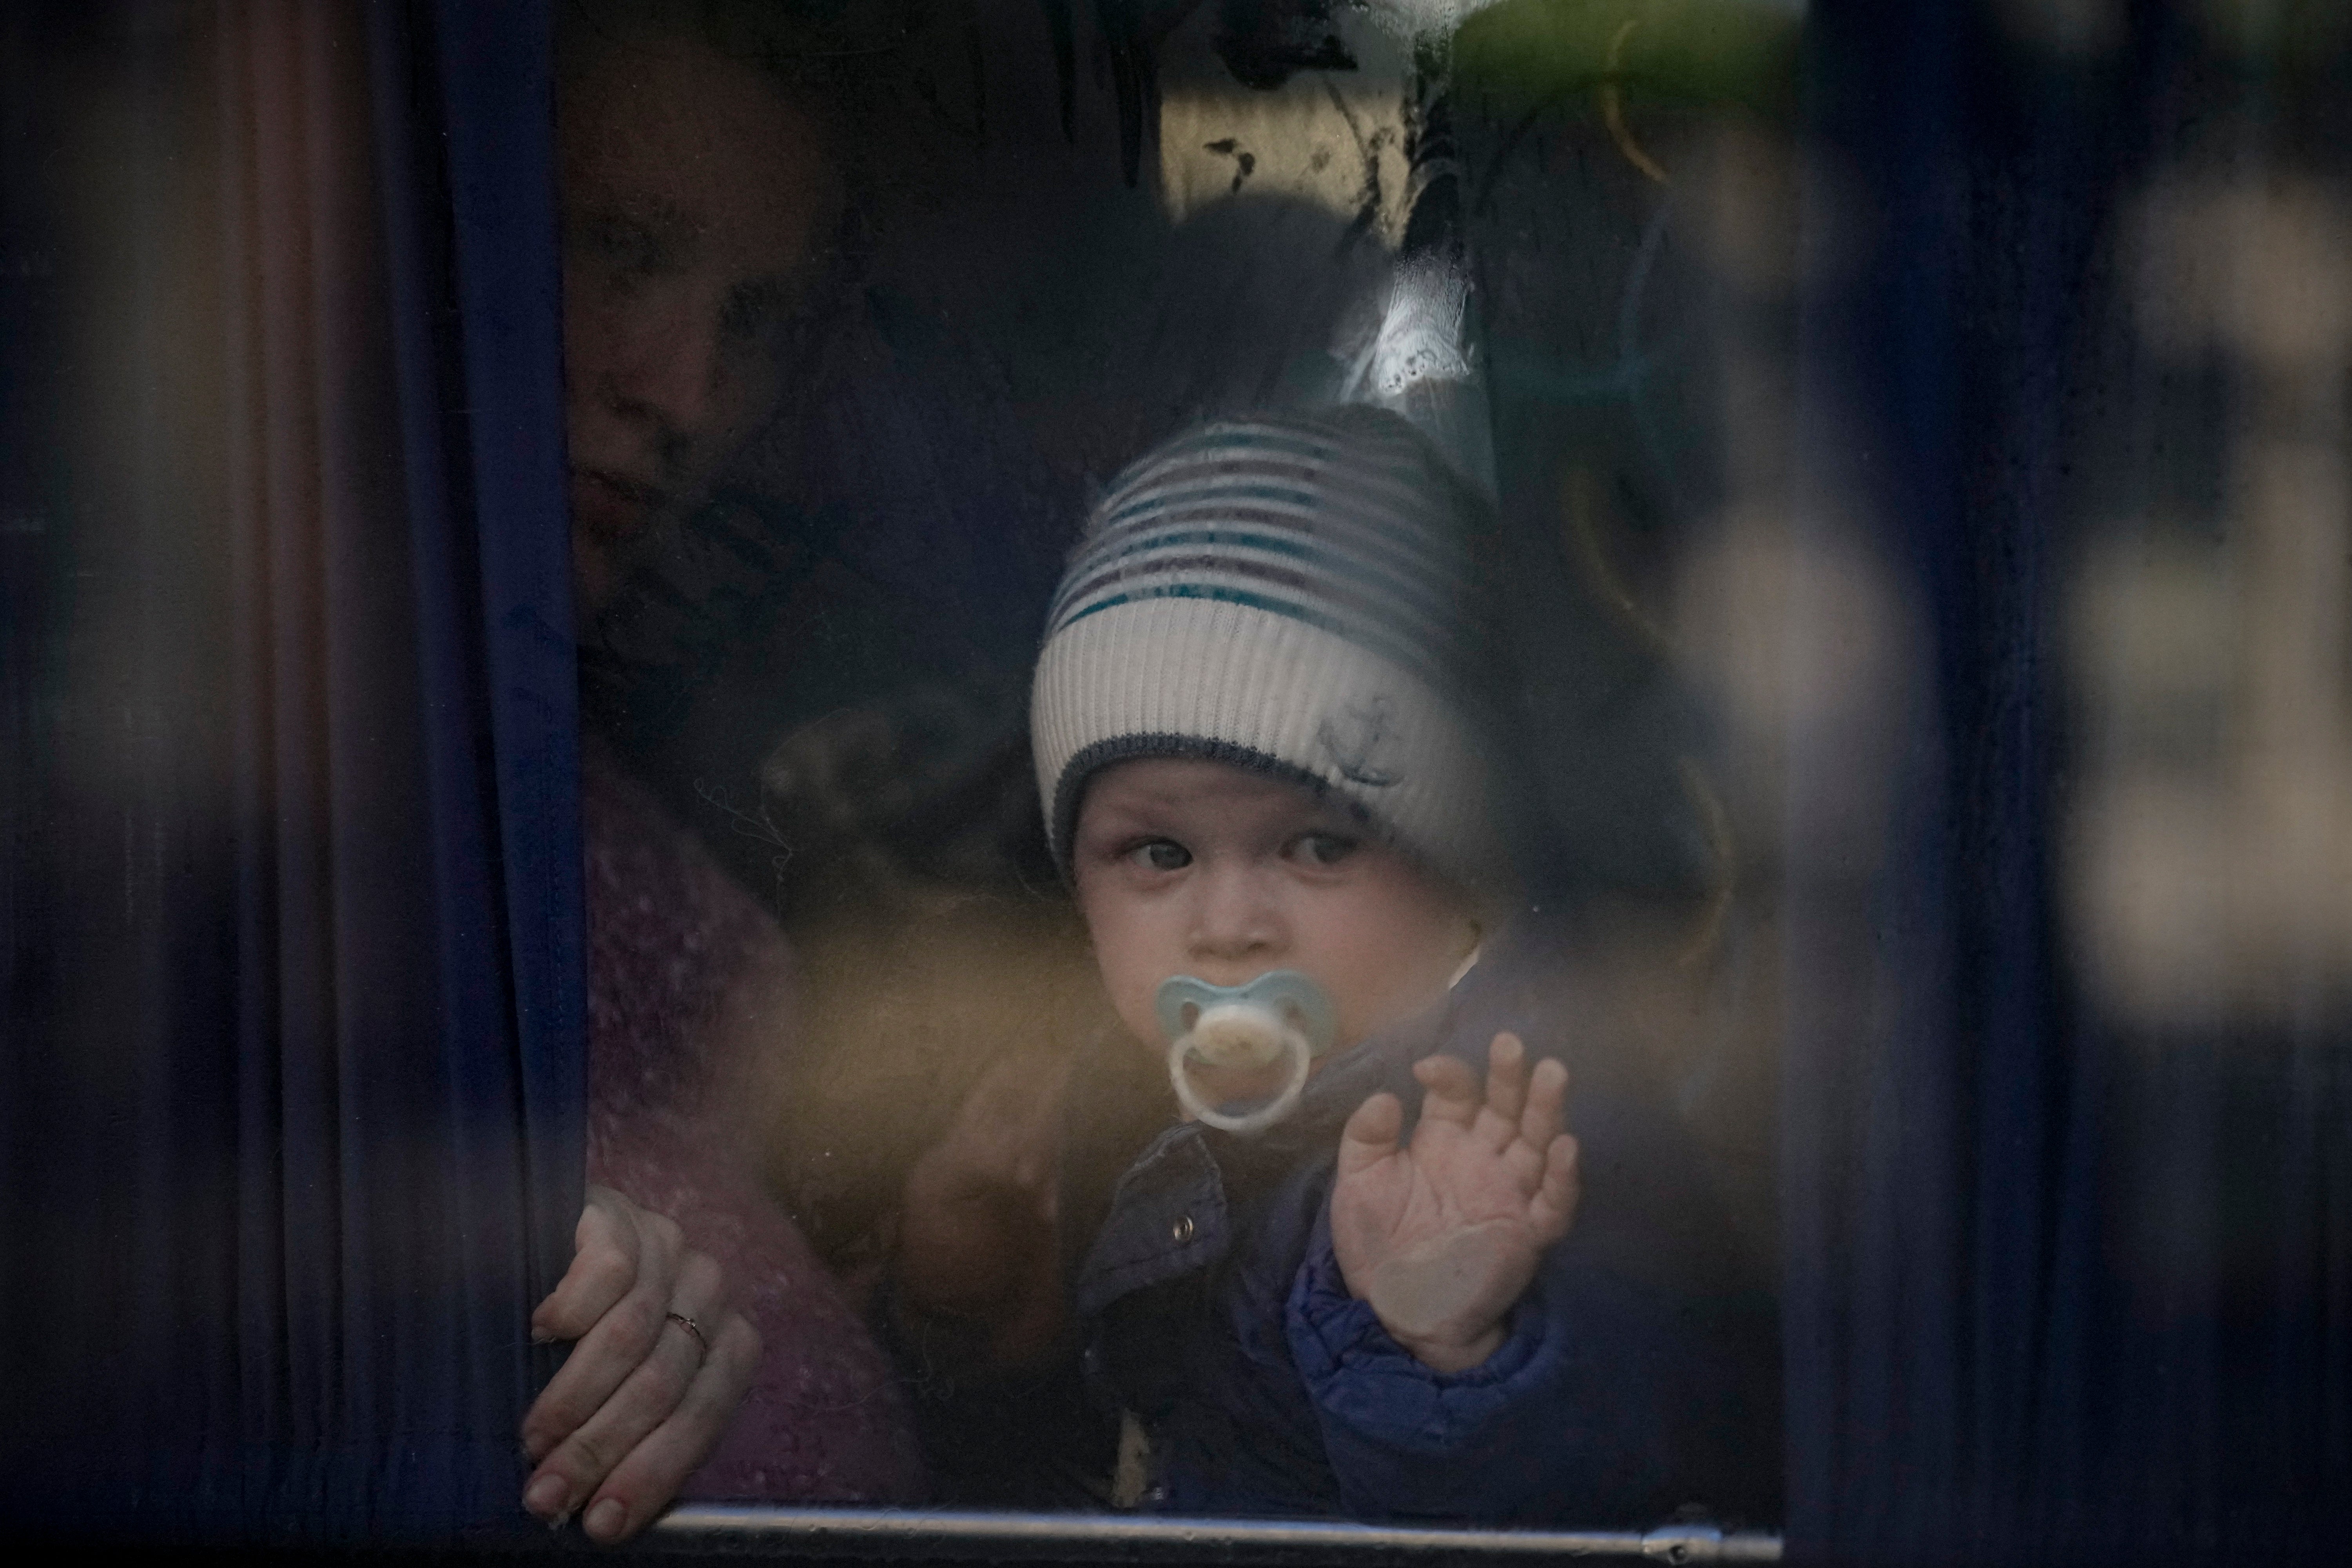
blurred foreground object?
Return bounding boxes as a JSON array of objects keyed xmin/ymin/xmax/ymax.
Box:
[
  {"xmin": 2, "ymin": 0, "xmax": 581, "ymax": 1543},
  {"xmin": 2067, "ymin": 174, "xmax": 2352, "ymax": 1030},
  {"xmin": 1779, "ymin": 2, "xmax": 2351, "ymax": 1563}
]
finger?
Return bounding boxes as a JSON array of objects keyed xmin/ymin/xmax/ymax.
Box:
[
  {"xmin": 578, "ymin": 1310, "xmax": 763, "ymax": 1543},
  {"xmin": 526, "ymin": 1242, "xmax": 711, "ymax": 1482},
  {"xmin": 1412, "ymin": 1053, "xmax": 1483, "ymax": 1128},
  {"xmin": 1337, "ymin": 1092, "xmax": 1404, "ymax": 1181},
  {"xmin": 521, "ymin": 1209, "xmax": 686, "ymax": 1464},
  {"xmin": 524, "ymin": 1248, "xmax": 729, "ymax": 1523},
  {"xmin": 1520, "ymin": 1056, "xmax": 1570, "ymax": 1157},
  {"xmin": 1499, "ymin": 1133, "xmax": 1547, "ymax": 1195},
  {"xmin": 1478, "ymin": 1033, "xmax": 1528, "ymax": 1151},
  {"xmin": 530, "ymin": 1189, "xmax": 644, "ymax": 1345},
  {"xmin": 672, "ymin": 1239, "xmax": 734, "ymax": 1334},
  {"xmin": 1528, "ymin": 1133, "xmax": 1581, "ymax": 1244}
]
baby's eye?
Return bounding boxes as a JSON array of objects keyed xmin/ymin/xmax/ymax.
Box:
[
  {"xmin": 1290, "ymin": 832, "xmax": 1358, "ymax": 868},
  {"xmin": 1130, "ymin": 838, "xmax": 1192, "ymax": 872}
]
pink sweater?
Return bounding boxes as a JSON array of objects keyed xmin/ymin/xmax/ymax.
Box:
[{"xmin": 583, "ymin": 745, "xmax": 925, "ymax": 1503}]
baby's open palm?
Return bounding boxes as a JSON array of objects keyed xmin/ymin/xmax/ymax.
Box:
[{"xmin": 1329, "ymin": 1033, "xmax": 1580, "ymax": 1373}]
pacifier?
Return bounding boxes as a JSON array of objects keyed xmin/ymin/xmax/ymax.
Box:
[{"xmin": 1153, "ymin": 971, "xmax": 1339, "ymax": 1136}]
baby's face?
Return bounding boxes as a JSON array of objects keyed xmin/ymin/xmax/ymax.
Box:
[{"xmin": 1070, "ymin": 758, "xmax": 1480, "ymax": 1075}]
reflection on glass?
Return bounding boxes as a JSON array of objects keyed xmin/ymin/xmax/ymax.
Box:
[
  {"xmin": 18, "ymin": 0, "xmax": 2352, "ymax": 1554},
  {"xmin": 3, "ymin": 0, "xmax": 1802, "ymax": 1546},
  {"xmin": 563, "ymin": 0, "xmax": 1796, "ymax": 1532},
  {"xmin": 2068, "ymin": 174, "xmax": 2352, "ymax": 1029}
]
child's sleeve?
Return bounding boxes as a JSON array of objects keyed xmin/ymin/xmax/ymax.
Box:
[{"xmin": 1283, "ymin": 1211, "xmax": 1693, "ymax": 1525}]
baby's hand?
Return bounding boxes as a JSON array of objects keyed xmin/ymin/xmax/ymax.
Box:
[{"xmin": 1329, "ymin": 1033, "xmax": 1579, "ymax": 1373}]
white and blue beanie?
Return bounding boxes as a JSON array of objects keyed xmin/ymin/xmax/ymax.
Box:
[{"xmin": 1032, "ymin": 406, "xmax": 1508, "ymax": 887}]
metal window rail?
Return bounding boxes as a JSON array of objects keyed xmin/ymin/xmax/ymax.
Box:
[{"xmin": 650, "ymin": 1507, "xmax": 1782, "ymax": 1563}]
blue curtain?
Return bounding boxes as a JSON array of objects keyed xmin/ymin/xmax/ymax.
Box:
[
  {"xmin": 1, "ymin": 0, "xmax": 580, "ymax": 1543},
  {"xmin": 1783, "ymin": 3, "xmax": 2351, "ymax": 1563}
]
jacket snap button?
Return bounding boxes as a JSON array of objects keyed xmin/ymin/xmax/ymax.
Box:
[{"xmin": 1170, "ymin": 1215, "xmax": 1195, "ymax": 1244}]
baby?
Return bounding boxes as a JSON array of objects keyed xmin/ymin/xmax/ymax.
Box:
[{"xmin": 1026, "ymin": 407, "xmax": 1759, "ymax": 1523}]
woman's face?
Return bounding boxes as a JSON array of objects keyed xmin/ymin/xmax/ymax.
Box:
[{"xmin": 557, "ymin": 37, "xmax": 842, "ymax": 613}]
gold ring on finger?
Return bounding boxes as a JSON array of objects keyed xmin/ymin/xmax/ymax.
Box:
[{"xmin": 665, "ymin": 1311, "xmax": 709, "ymax": 1360}]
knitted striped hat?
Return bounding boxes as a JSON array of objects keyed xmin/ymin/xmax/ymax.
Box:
[{"xmin": 1032, "ymin": 405, "xmax": 1507, "ymax": 886}]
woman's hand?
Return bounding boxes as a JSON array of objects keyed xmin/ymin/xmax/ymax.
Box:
[
  {"xmin": 1329, "ymin": 1032, "xmax": 1581, "ymax": 1373},
  {"xmin": 520, "ymin": 1186, "xmax": 761, "ymax": 1542}
]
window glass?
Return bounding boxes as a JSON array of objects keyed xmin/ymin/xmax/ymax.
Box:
[
  {"xmin": 12, "ymin": 0, "xmax": 2347, "ymax": 1556},
  {"xmin": 563, "ymin": 0, "xmax": 1792, "ymax": 1534}
]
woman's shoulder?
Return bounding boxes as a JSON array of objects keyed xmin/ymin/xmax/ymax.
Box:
[{"xmin": 582, "ymin": 741, "xmax": 790, "ymax": 1124}]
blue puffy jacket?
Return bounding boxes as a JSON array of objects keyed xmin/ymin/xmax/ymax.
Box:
[{"xmin": 1069, "ymin": 912, "xmax": 1778, "ymax": 1524}]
